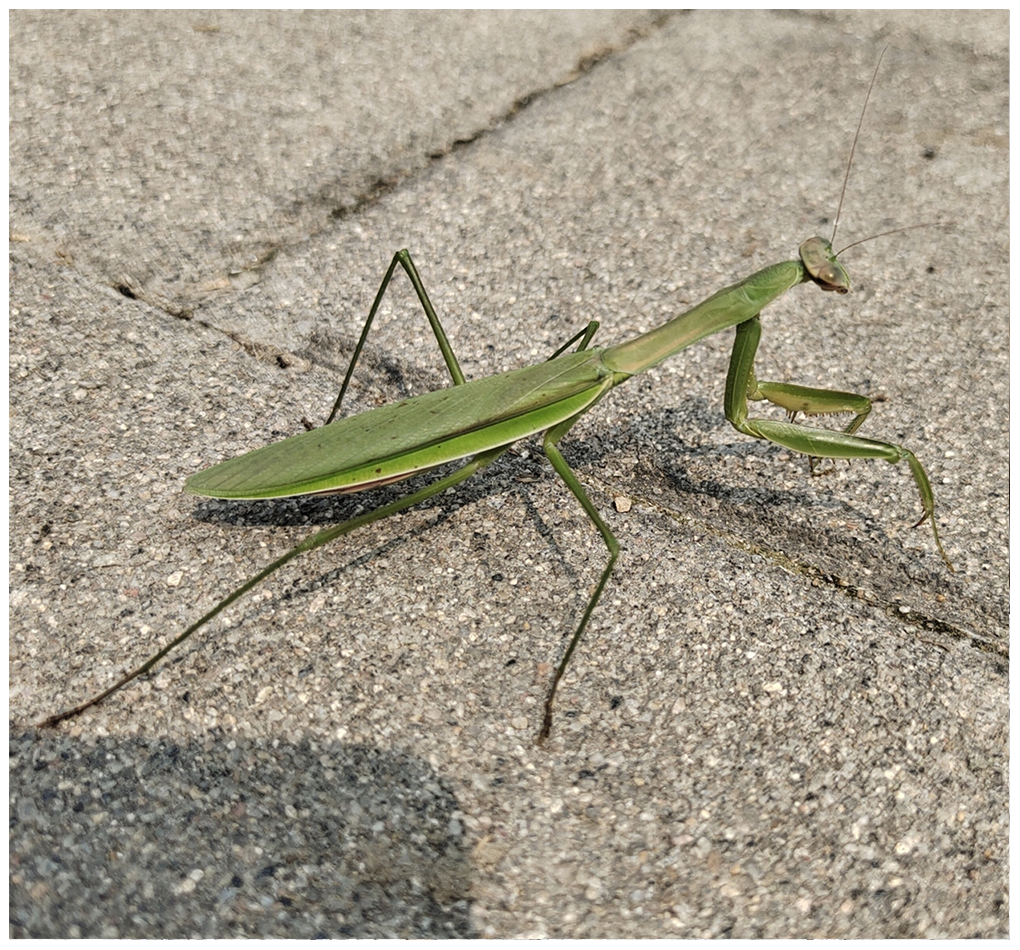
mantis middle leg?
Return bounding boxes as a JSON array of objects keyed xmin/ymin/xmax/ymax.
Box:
[{"xmin": 538, "ymin": 409, "xmax": 621, "ymax": 740}]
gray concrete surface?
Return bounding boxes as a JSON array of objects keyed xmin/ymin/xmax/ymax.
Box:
[{"xmin": 10, "ymin": 10, "xmax": 1007, "ymax": 938}]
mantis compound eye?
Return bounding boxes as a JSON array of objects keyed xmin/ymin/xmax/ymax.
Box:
[{"xmin": 816, "ymin": 264, "xmax": 850, "ymax": 294}]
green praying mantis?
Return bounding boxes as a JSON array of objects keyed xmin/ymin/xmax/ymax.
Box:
[{"xmin": 39, "ymin": 52, "xmax": 953, "ymax": 738}]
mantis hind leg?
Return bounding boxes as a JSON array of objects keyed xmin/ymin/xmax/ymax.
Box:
[
  {"xmin": 326, "ymin": 249, "xmax": 468, "ymax": 425},
  {"xmin": 38, "ymin": 445, "xmax": 511, "ymax": 728},
  {"xmin": 546, "ymin": 321, "xmax": 601, "ymax": 360},
  {"xmin": 538, "ymin": 413, "xmax": 621, "ymax": 740},
  {"xmin": 328, "ymin": 254, "xmax": 601, "ymax": 424},
  {"xmin": 724, "ymin": 315, "xmax": 952, "ymax": 570}
]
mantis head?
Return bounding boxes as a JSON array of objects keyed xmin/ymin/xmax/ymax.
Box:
[{"xmin": 800, "ymin": 236, "xmax": 850, "ymax": 294}]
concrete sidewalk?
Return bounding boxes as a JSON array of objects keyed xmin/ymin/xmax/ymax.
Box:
[{"xmin": 10, "ymin": 10, "xmax": 1007, "ymax": 938}]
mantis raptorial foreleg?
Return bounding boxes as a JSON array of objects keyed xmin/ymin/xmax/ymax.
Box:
[
  {"xmin": 750, "ymin": 375, "xmax": 872, "ymax": 476},
  {"xmin": 724, "ymin": 315, "xmax": 950, "ymax": 566},
  {"xmin": 749, "ymin": 377, "xmax": 872, "ymax": 436}
]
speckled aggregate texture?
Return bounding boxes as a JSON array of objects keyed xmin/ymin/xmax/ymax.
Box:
[
  {"xmin": 10, "ymin": 734, "xmax": 472, "ymax": 937},
  {"xmin": 10, "ymin": 10, "xmax": 1007, "ymax": 938}
]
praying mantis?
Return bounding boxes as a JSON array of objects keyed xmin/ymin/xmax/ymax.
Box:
[{"xmin": 39, "ymin": 52, "xmax": 953, "ymax": 739}]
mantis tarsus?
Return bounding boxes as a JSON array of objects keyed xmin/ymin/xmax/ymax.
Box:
[{"xmin": 39, "ymin": 53, "xmax": 953, "ymax": 739}]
